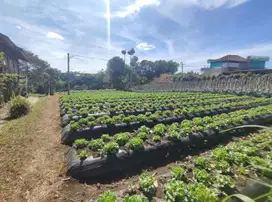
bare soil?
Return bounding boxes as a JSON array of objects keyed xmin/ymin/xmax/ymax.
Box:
[{"xmin": 0, "ymin": 95, "xmax": 144, "ymax": 202}]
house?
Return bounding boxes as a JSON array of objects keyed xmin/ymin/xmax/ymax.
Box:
[
  {"xmin": 201, "ymin": 54, "xmax": 270, "ymax": 75},
  {"xmin": 0, "ymin": 33, "xmax": 28, "ymax": 74}
]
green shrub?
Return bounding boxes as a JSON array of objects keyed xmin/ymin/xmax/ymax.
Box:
[
  {"xmin": 89, "ymin": 139, "xmax": 104, "ymax": 151},
  {"xmin": 128, "ymin": 137, "xmax": 144, "ymax": 151},
  {"xmin": 70, "ymin": 122, "xmax": 80, "ymax": 131},
  {"xmin": 97, "ymin": 191, "xmax": 117, "ymax": 202},
  {"xmin": 101, "ymin": 134, "xmax": 111, "ymax": 142},
  {"xmin": 73, "ymin": 138, "xmax": 88, "ymax": 148},
  {"xmin": 9, "ymin": 96, "xmax": 30, "ymax": 118},
  {"xmin": 103, "ymin": 141, "xmax": 119, "ymax": 155}
]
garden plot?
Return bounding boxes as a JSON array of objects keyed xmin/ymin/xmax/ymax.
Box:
[
  {"xmin": 65, "ymin": 105, "xmax": 272, "ymax": 179},
  {"xmin": 60, "ymin": 93, "xmax": 271, "ymax": 144},
  {"xmin": 59, "ymin": 92, "xmax": 272, "ymax": 180},
  {"xmin": 92, "ymin": 129, "xmax": 272, "ymax": 202}
]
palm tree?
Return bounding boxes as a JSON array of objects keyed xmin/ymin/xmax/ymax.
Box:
[
  {"xmin": 121, "ymin": 50, "xmax": 126, "ymax": 63},
  {"xmin": 128, "ymin": 48, "xmax": 135, "ymax": 63}
]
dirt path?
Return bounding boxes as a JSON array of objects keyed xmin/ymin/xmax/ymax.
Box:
[
  {"xmin": 0, "ymin": 96, "xmax": 65, "ymax": 202},
  {"xmin": 0, "ymin": 95, "xmax": 137, "ymax": 202}
]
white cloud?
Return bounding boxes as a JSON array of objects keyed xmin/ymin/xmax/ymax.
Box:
[
  {"xmin": 112, "ymin": 0, "xmax": 160, "ymax": 18},
  {"xmin": 46, "ymin": 32, "xmax": 64, "ymax": 40},
  {"xmin": 136, "ymin": 42, "xmax": 156, "ymax": 51},
  {"xmin": 16, "ymin": 25, "xmax": 22, "ymax": 30},
  {"xmin": 165, "ymin": 0, "xmax": 250, "ymax": 10}
]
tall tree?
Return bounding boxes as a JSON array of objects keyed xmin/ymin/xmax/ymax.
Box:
[
  {"xmin": 106, "ymin": 56, "xmax": 126, "ymax": 89},
  {"xmin": 130, "ymin": 55, "xmax": 139, "ymax": 67},
  {"xmin": 127, "ymin": 48, "xmax": 135, "ymax": 63},
  {"xmin": 121, "ymin": 50, "xmax": 127, "ymax": 63}
]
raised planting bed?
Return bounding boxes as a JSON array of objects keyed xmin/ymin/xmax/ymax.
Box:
[
  {"xmin": 60, "ymin": 94, "xmax": 246, "ymax": 118},
  {"xmin": 60, "ymin": 96, "xmax": 253, "ymax": 127},
  {"xmin": 65, "ymin": 105, "xmax": 272, "ymax": 179},
  {"xmin": 92, "ymin": 129, "xmax": 272, "ymax": 202},
  {"xmin": 61, "ymin": 99, "xmax": 272, "ymax": 144}
]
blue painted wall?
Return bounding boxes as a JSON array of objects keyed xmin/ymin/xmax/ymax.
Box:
[
  {"xmin": 248, "ymin": 60, "xmax": 266, "ymax": 69},
  {"xmin": 210, "ymin": 62, "xmax": 223, "ymax": 69}
]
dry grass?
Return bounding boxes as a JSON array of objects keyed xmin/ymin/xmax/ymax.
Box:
[{"xmin": 0, "ymin": 95, "xmax": 138, "ymax": 202}]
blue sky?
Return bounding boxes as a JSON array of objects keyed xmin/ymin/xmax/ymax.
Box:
[{"xmin": 0, "ymin": 0, "xmax": 271, "ymax": 73}]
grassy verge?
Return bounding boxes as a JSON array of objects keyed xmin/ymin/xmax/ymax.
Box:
[{"xmin": 0, "ymin": 97, "xmax": 46, "ymax": 145}]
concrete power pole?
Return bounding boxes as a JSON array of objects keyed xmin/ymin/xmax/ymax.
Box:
[
  {"xmin": 180, "ymin": 62, "xmax": 184, "ymax": 74},
  {"xmin": 67, "ymin": 53, "xmax": 70, "ymax": 95}
]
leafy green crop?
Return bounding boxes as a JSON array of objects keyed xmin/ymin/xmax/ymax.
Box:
[
  {"xmin": 101, "ymin": 134, "xmax": 111, "ymax": 142},
  {"xmin": 165, "ymin": 179, "xmax": 188, "ymax": 202},
  {"xmin": 195, "ymin": 156, "xmax": 210, "ymax": 170},
  {"xmin": 103, "ymin": 142, "xmax": 119, "ymax": 155},
  {"xmin": 123, "ymin": 194, "xmax": 148, "ymax": 202},
  {"xmin": 89, "ymin": 139, "xmax": 104, "ymax": 151},
  {"xmin": 114, "ymin": 132, "xmax": 130, "ymax": 146},
  {"xmin": 137, "ymin": 132, "xmax": 148, "ymax": 140},
  {"xmin": 152, "ymin": 135, "xmax": 161, "ymax": 142},
  {"xmin": 97, "ymin": 191, "xmax": 117, "ymax": 202},
  {"xmin": 79, "ymin": 150, "xmax": 88, "ymax": 160},
  {"xmin": 138, "ymin": 125, "xmax": 150, "ymax": 133},
  {"xmin": 139, "ymin": 172, "xmax": 156, "ymax": 196},
  {"xmin": 170, "ymin": 166, "xmax": 185, "ymax": 180},
  {"xmin": 73, "ymin": 138, "xmax": 88, "ymax": 148},
  {"xmin": 128, "ymin": 137, "xmax": 144, "ymax": 151},
  {"xmin": 214, "ymin": 160, "xmax": 231, "ymax": 174},
  {"xmin": 193, "ymin": 169, "xmax": 211, "ymax": 185},
  {"xmin": 154, "ymin": 124, "xmax": 166, "ymax": 136},
  {"xmin": 70, "ymin": 122, "xmax": 80, "ymax": 131}
]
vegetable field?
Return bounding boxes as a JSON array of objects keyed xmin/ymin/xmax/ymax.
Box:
[{"xmin": 59, "ymin": 91, "xmax": 272, "ymax": 201}]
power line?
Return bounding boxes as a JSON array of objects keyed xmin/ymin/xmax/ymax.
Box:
[{"xmin": 70, "ymin": 54, "xmax": 109, "ymax": 61}]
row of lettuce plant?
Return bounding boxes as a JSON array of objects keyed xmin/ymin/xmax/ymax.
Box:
[
  {"xmin": 64, "ymin": 96, "xmax": 251, "ymax": 117},
  {"xmin": 61, "ymin": 92, "xmax": 237, "ymax": 113},
  {"xmin": 74, "ymin": 105, "xmax": 272, "ymax": 160},
  {"xmin": 94, "ymin": 129, "xmax": 272, "ymax": 202},
  {"xmin": 68, "ymin": 98, "xmax": 271, "ymax": 132},
  {"xmin": 61, "ymin": 92, "xmax": 222, "ymax": 105}
]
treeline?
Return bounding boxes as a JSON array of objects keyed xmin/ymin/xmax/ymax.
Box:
[
  {"xmin": 55, "ymin": 56, "xmax": 179, "ymax": 91},
  {"xmin": 2, "ymin": 49, "xmax": 180, "ymax": 95}
]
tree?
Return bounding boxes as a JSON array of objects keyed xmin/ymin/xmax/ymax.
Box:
[
  {"xmin": 121, "ymin": 50, "xmax": 127, "ymax": 63},
  {"xmin": 130, "ymin": 56, "xmax": 139, "ymax": 67},
  {"xmin": 127, "ymin": 48, "xmax": 135, "ymax": 63},
  {"xmin": 23, "ymin": 50, "xmax": 60, "ymax": 94},
  {"xmin": 106, "ymin": 56, "xmax": 126, "ymax": 89}
]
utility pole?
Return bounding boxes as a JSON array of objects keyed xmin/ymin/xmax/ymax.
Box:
[
  {"xmin": 67, "ymin": 53, "xmax": 70, "ymax": 95},
  {"xmin": 180, "ymin": 62, "xmax": 184, "ymax": 74}
]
